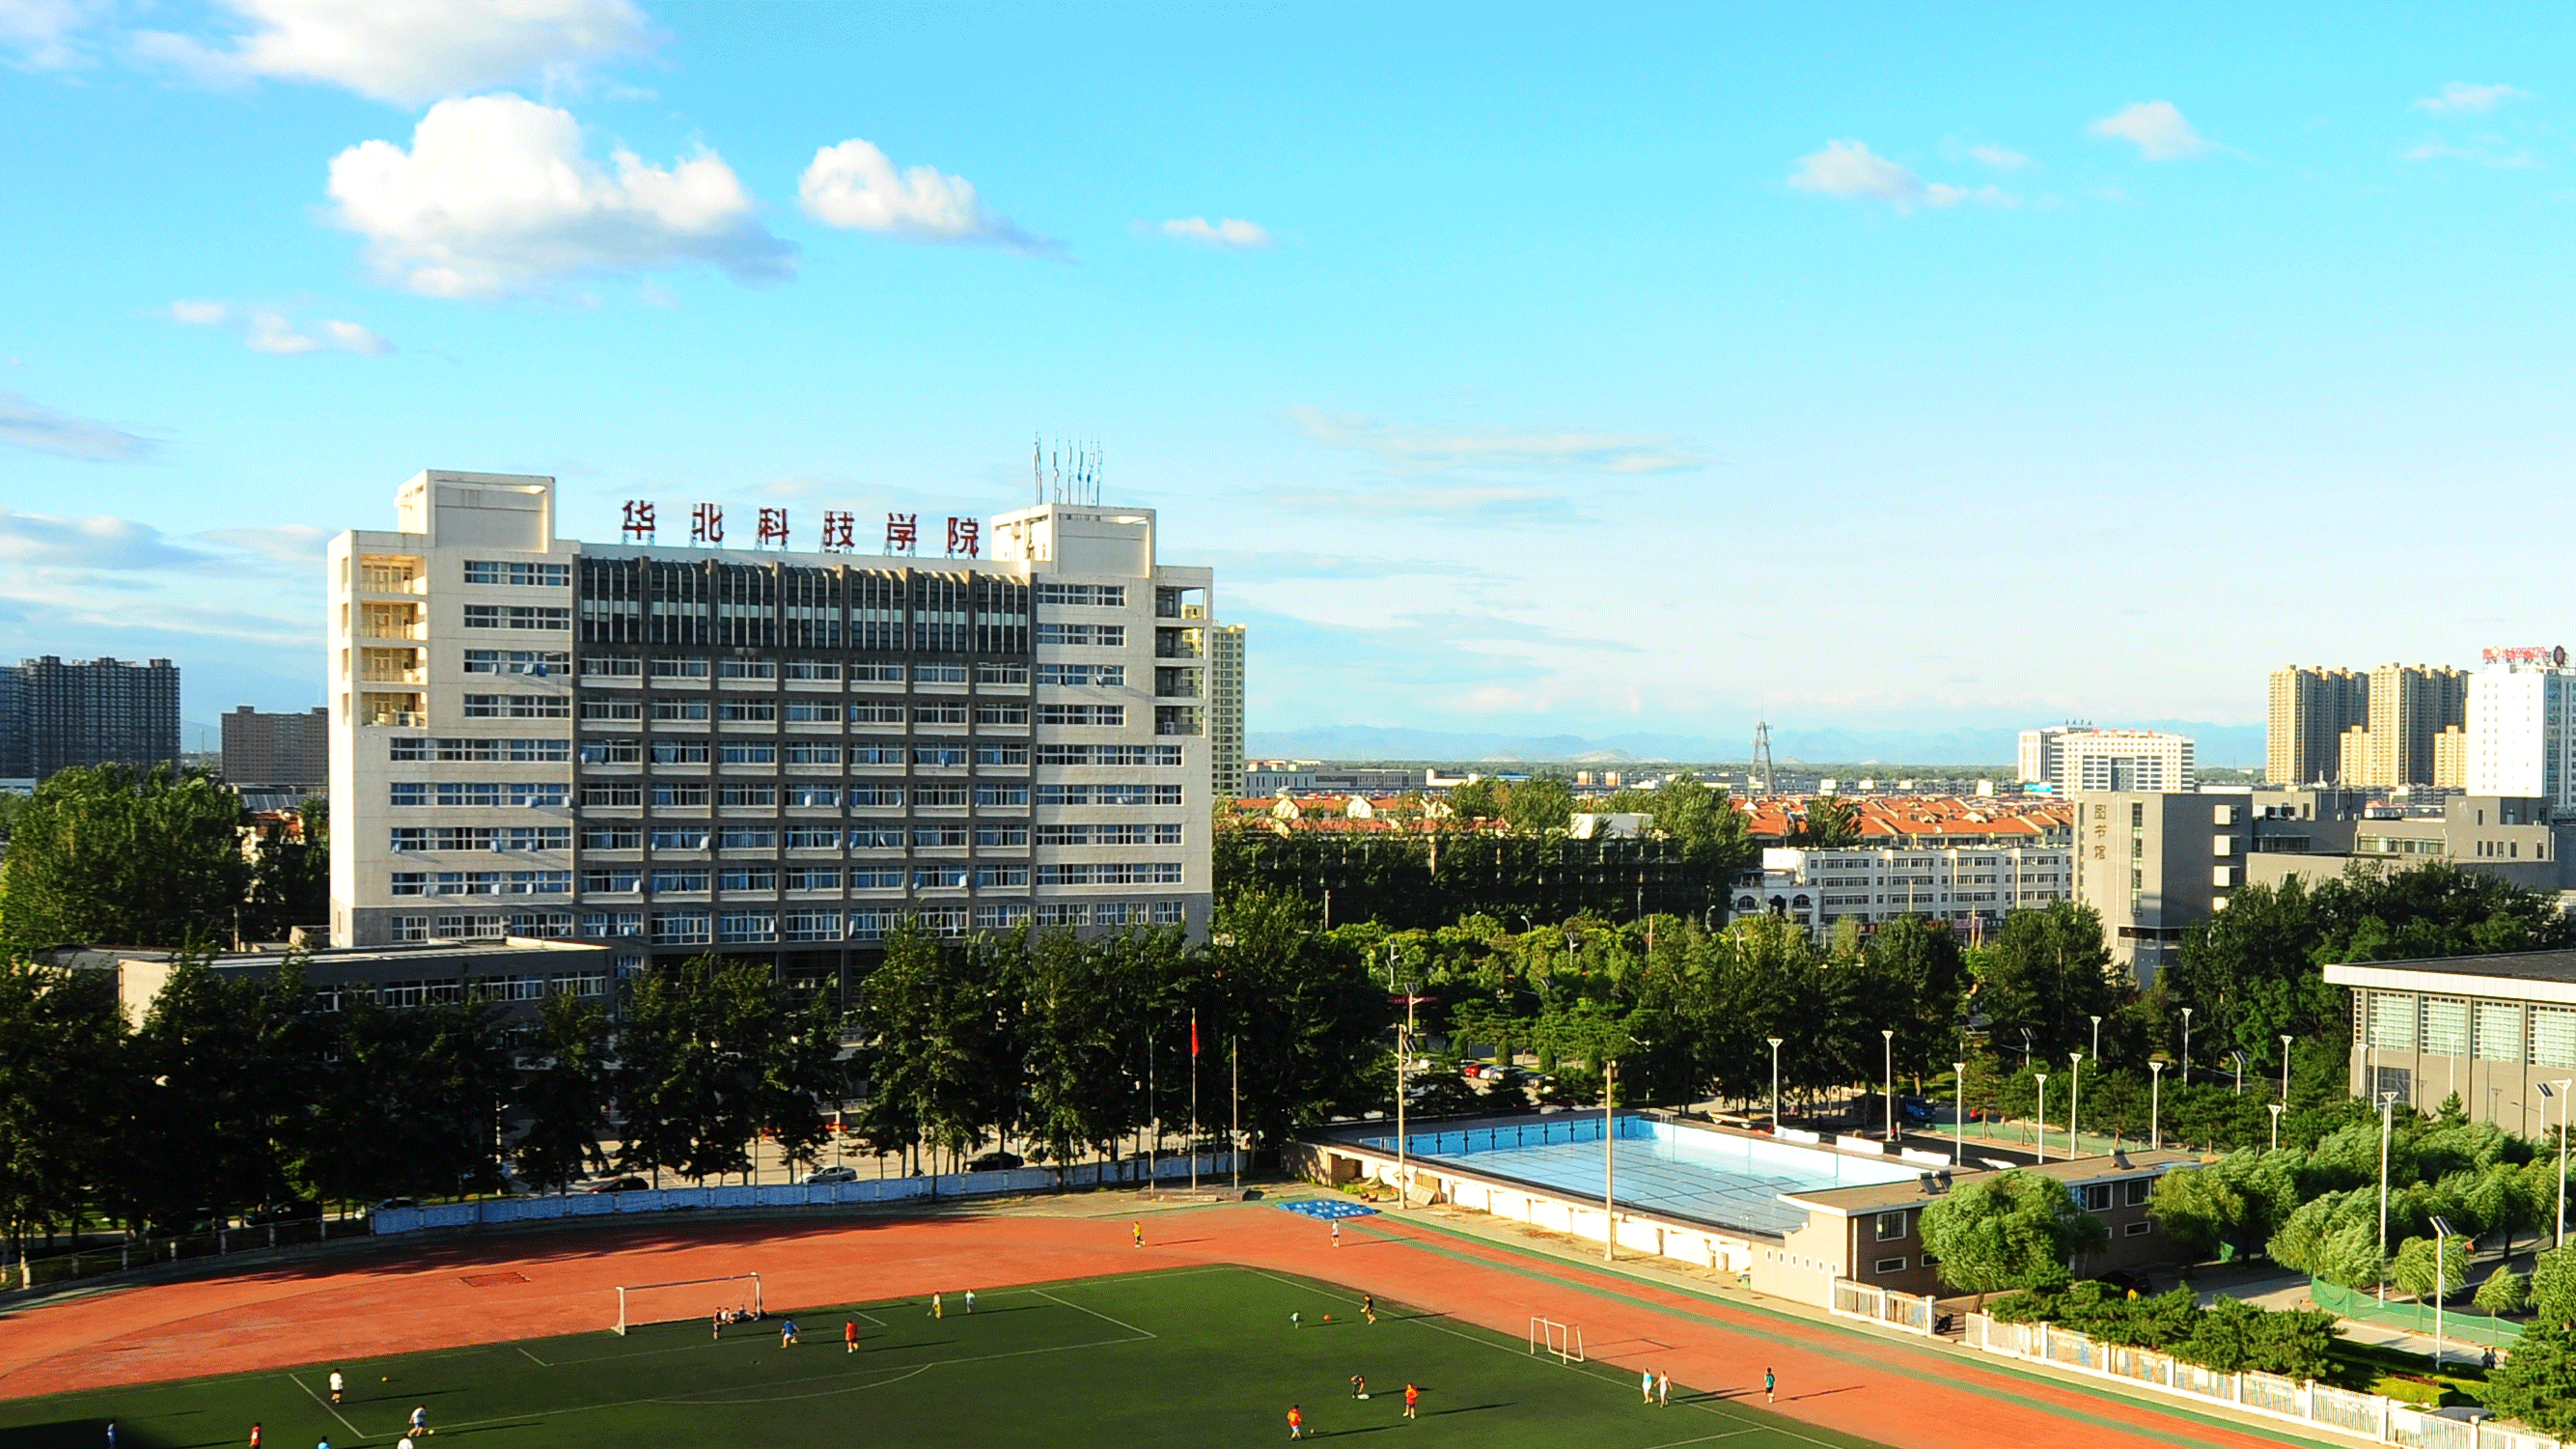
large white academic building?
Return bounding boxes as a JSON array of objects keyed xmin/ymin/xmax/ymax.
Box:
[
  {"xmin": 2465, "ymin": 650, "xmax": 2576, "ymax": 813},
  {"xmin": 326, "ymin": 471, "xmax": 1227, "ymax": 978}
]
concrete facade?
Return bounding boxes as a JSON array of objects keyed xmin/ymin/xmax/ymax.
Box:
[
  {"xmin": 5, "ymin": 655, "xmax": 180, "ymax": 781},
  {"xmin": 221, "ymin": 705, "xmax": 329, "ymax": 790},
  {"xmin": 1731, "ymin": 844, "xmax": 2073, "ymax": 937},
  {"xmin": 2324, "ymin": 950, "xmax": 2576, "ymax": 1133},
  {"xmin": 2072, "ymin": 791, "xmax": 2254, "ymax": 985},
  {"xmin": 327, "ymin": 471, "xmax": 1219, "ymax": 970}
]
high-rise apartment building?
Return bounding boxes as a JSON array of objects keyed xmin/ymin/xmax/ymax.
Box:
[
  {"xmin": 2357, "ymin": 663, "xmax": 2469, "ymax": 789},
  {"xmin": 2018, "ymin": 726, "xmax": 2194, "ymax": 794},
  {"xmin": 2466, "ymin": 650, "xmax": 2576, "ymax": 812},
  {"xmin": 2267, "ymin": 666, "xmax": 2370, "ymax": 785},
  {"xmin": 1207, "ymin": 623, "xmax": 1245, "ymax": 799},
  {"xmin": 0, "ymin": 655, "xmax": 181, "ymax": 781},
  {"xmin": 221, "ymin": 706, "xmax": 330, "ymax": 790},
  {"xmin": 326, "ymin": 471, "xmax": 1219, "ymax": 971}
]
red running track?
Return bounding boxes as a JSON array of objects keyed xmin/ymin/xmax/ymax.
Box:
[{"xmin": 0, "ymin": 1205, "xmax": 2285, "ymax": 1449}]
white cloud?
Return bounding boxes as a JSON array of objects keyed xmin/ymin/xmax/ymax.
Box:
[
  {"xmin": 1968, "ymin": 144, "xmax": 2031, "ymax": 170},
  {"xmin": 1787, "ymin": 140, "xmax": 2013, "ymax": 212},
  {"xmin": 1262, "ymin": 485, "xmax": 1577, "ymax": 522},
  {"xmin": 1158, "ymin": 216, "xmax": 1273, "ymax": 250},
  {"xmin": 1285, "ymin": 406, "xmax": 1705, "ymax": 476},
  {"xmin": 326, "ymin": 93, "xmax": 795, "ymax": 298},
  {"xmin": 133, "ymin": 0, "xmax": 653, "ymax": 106},
  {"xmin": 0, "ymin": 390, "xmax": 154, "ymax": 461},
  {"xmin": 2416, "ymin": 82, "xmax": 2527, "ymax": 115},
  {"xmin": 162, "ymin": 299, "xmax": 397, "ymax": 354},
  {"xmin": 2089, "ymin": 100, "xmax": 2213, "ymax": 160},
  {"xmin": 200, "ymin": 523, "xmax": 330, "ymax": 567},
  {"xmin": 796, "ymin": 138, "xmax": 1061, "ymax": 257}
]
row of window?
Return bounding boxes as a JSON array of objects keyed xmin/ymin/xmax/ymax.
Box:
[
  {"xmin": 2363, "ymin": 991, "xmax": 2576, "ymax": 1067},
  {"xmin": 390, "ymin": 782, "xmax": 569, "ymax": 807},
  {"xmin": 568, "ymin": 699, "xmax": 1054, "ymax": 727},
  {"xmin": 614, "ymin": 899, "xmax": 1184, "ymax": 944},
  {"xmin": 464, "ymin": 604, "xmax": 572, "ymax": 630},
  {"xmin": 1036, "ymin": 624, "xmax": 1124, "ymax": 647},
  {"xmin": 385, "ymin": 913, "xmax": 584, "ymax": 943},
  {"xmin": 1036, "ymin": 863, "xmax": 1184, "ymax": 885},
  {"xmin": 574, "ymin": 783, "xmax": 1044, "ymax": 810},
  {"xmin": 1036, "ymin": 824, "xmax": 1184, "ymax": 846},
  {"xmin": 581, "ymin": 657, "xmax": 1000, "ymax": 683},
  {"xmin": 577, "ymin": 739, "xmax": 1021, "ymax": 767},
  {"xmin": 1037, "ymin": 583, "xmax": 1125, "ymax": 608},
  {"xmin": 592, "ymin": 864, "xmax": 1037, "ymax": 894},
  {"xmin": 464, "ymin": 560, "xmax": 571, "ymax": 588},
  {"xmin": 1035, "ymin": 663, "xmax": 1123, "ymax": 687},
  {"xmin": 389, "ymin": 870, "xmax": 573, "ymax": 896},
  {"xmin": 391, "ymin": 737, "xmax": 572, "ymax": 762},
  {"xmin": 582, "ymin": 823, "xmax": 1037, "ymax": 851},
  {"xmin": 465, "ymin": 650, "xmax": 568, "ymax": 675},
  {"xmin": 390, "ymin": 826, "xmax": 571, "ymax": 852}
]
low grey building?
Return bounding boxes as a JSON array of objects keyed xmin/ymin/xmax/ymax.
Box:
[{"xmin": 2324, "ymin": 950, "xmax": 2576, "ymax": 1133}]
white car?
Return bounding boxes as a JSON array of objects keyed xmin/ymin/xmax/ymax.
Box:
[{"xmin": 804, "ymin": 1165, "xmax": 860, "ymax": 1184}]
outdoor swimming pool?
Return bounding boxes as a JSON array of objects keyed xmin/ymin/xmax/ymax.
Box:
[{"xmin": 1354, "ymin": 1116, "xmax": 1920, "ymax": 1237}]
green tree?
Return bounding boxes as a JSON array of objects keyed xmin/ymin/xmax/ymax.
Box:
[
  {"xmin": 122, "ymin": 955, "xmax": 320, "ymax": 1225},
  {"xmin": 1790, "ymin": 795, "xmax": 1861, "ymax": 849},
  {"xmin": 301, "ymin": 989, "xmax": 511, "ymax": 1204},
  {"xmin": 2182, "ymin": 1296, "xmax": 2340, "ymax": 1379},
  {"xmin": 2475, "ymin": 1264, "xmax": 2528, "ymax": 1316},
  {"xmin": 2531, "ymin": 1244, "xmax": 2576, "ymax": 1324},
  {"xmin": 1502, "ymin": 777, "xmax": 1575, "ymax": 836},
  {"xmin": 512, "ymin": 989, "xmax": 614, "ymax": 1193},
  {"xmin": 0, "ymin": 764, "xmax": 252, "ymax": 949},
  {"xmin": 2391, "ymin": 1233, "xmax": 2471, "ymax": 1303},
  {"xmin": 242, "ymin": 799, "xmax": 329, "ymax": 942},
  {"xmin": 1918, "ymin": 1170, "xmax": 2111, "ymax": 1296},
  {"xmin": 0, "ymin": 958, "xmax": 125, "ymax": 1279},
  {"xmin": 1213, "ymin": 889, "xmax": 1391, "ymax": 1151},
  {"xmin": 1971, "ymin": 902, "xmax": 2121, "ymax": 1065},
  {"xmin": 2483, "ymin": 1320, "xmax": 2576, "ymax": 1437}
]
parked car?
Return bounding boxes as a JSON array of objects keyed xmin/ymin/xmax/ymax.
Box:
[
  {"xmin": 586, "ymin": 1175, "xmax": 650, "ymax": 1194},
  {"xmin": 243, "ymin": 1200, "xmax": 320, "ymax": 1226},
  {"xmin": 804, "ymin": 1165, "xmax": 860, "ymax": 1184},
  {"xmin": 964, "ymin": 1151, "xmax": 1024, "ymax": 1173},
  {"xmin": 371, "ymin": 1196, "xmax": 421, "ymax": 1213}
]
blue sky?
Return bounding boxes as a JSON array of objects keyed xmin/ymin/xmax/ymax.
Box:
[{"xmin": 5, "ymin": 3, "xmax": 2575, "ymax": 754}]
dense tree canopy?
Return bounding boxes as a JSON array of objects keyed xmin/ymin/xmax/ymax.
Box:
[
  {"xmin": 1918, "ymin": 1170, "xmax": 2110, "ymax": 1296},
  {"xmin": 0, "ymin": 765, "xmax": 254, "ymax": 948}
]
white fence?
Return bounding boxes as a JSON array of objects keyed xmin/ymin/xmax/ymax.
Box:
[
  {"xmin": 1966, "ymin": 1313, "xmax": 2562, "ymax": 1449},
  {"xmin": 1831, "ymin": 1278, "xmax": 1938, "ymax": 1336},
  {"xmin": 373, "ymin": 1154, "xmax": 1238, "ymax": 1236}
]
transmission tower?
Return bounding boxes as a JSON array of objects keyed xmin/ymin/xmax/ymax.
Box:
[{"xmin": 1750, "ymin": 717, "xmax": 1775, "ymax": 796}]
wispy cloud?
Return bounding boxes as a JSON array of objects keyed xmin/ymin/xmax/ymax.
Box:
[
  {"xmin": 200, "ymin": 523, "xmax": 330, "ymax": 567},
  {"xmin": 797, "ymin": 137, "xmax": 1064, "ymax": 258},
  {"xmin": 164, "ymin": 300, "xmax": 395, "ymax": 354},
  {"xmin": 1967, "ymin": 144, "xmax": 2031, "ymax": 171},
  {"xmin": 1155, "ymin": 216, "xmax": 1273, "ymax": 250},
  {"xmin": 1787, "ymin": 140, "xmax": 2013, "ymax": 212},
  {"xmin": 1261, "ymin": 484, "xmax": 1579, "ymax": 523},
  {"xmin": 2416, "ymin": 82, "xmax": 2528, "ymax": 116},
  {"xmin": 0, "ymin": 0, "xmax": 96, "ymax": 68},
  {"xmin": 1193, "ymin": 547, "xmax": 1498, "ymax": 584},
  {"xmin": 1284, "ymin": 405, "xmax": 1706, "ymax": 476},
  {"xmin": 2401, "ymin": 138, "xmax": 2538, "ymax": 168},
  {"xmin": 0, "ymin": 390, "xmax": 155, "ymax": 462},
  {"xmin": 2089, "ymin": 100, "xmax": 2215, "ymax": 160},
  {"xmin": 0, "ymin": 510, "xmax": 218, "ymax": 570}
]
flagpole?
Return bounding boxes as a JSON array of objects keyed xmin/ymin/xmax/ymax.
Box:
[
  {"xmin": 1191, "ymin": 1009, "xmax": 1201, "ymax": 1194},
  {"xmin": 1232, "ymin": 1034, "xmax": 1241, "ymax": 1193}
]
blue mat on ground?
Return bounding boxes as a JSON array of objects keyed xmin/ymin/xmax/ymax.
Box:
[{"xmin": 1278, "ymin": 1199, "xmax": 1379, "ymax": 1220}]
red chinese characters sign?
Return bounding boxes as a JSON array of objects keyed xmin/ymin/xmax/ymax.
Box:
[{"xmin": 2483, "ymin": 646, "xmax": 2568, "ymax": 666}]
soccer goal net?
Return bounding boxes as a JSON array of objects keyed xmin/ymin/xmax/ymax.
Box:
[
  {"xmin": 1528, "ymin": 1316, "xmax": 1584, "ymax": 1364},
  {"xmin": 615, "ymin": 1273, "xmax": 762, "ymax": 1336}
]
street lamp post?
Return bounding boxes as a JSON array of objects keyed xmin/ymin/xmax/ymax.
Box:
[
  {"xmin": 2268, "ymin": 1101, "xmax": 2285, "ymax": 1153},
  {"xmin": 2179, "ymin": 1006, "xmax": 2193, "ymax": 1084},
  {"xmin": 2541, "ymin": 1080, "xmax": 2573, "ymax": 1249},
  {"xmin": 2034, "ymin": 1073, "xmax": 2049, "ymax": 1162},
  {"xmin": 2019, "ymin": 1027, "xmax": 2034, "ymax": 1076},
  {"xmin": 2090, "ymin": 1015, "xmax": 2102, "ymax": 1065},
  {"xmin": 1953, "ymin": 1060, "xmax": 1968, "ymax": 1166},
  {"xmin": 1603, "ymin": 1057, "xmax": 1618, "ymax": 1262},
  {"xmin": 1769, "ymin": 1037, "xmax": 1784, "ymax": 1131},
  {"xmin": 2069, "ymin": 1051, "xmax": 2085, "ymax": 1161},
  {"xmin": 2377, "ymin": 1090, "xmax": 2399, "ymax": 1300},
  {"xmin": 2148, "ymin": 1060, "xmax": 2165, "ymax": 1151},
  {"xmin": 2429, "ymin": 1213, "xmax": 2458, "ymax": 1371},
  {"xmin": 1883, "ymin": 1029, "xmax": 1897, "ymax": 1143},
  {"xmin": 2280, "ymin": 1034, "xmax": 2295, "ymax": 1111}
]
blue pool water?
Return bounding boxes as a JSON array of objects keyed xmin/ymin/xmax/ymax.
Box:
[{"xmin": 1355, "ymin": 1117, "xmax": 1918, "ymax": 1237}]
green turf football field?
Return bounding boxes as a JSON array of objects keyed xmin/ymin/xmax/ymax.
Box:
[{"xmin": 0, "ymin": 1265, "xmax": 1891, "ymax": 1449}]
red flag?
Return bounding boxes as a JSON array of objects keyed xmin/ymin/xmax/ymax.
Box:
[{"xmin": 1191, "ymin": 1013, "xmax": 1200, "ymax": 1058}]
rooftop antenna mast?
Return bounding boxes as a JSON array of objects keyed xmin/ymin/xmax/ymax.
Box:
[
  {"xmin": 1751, "ymin": 717, "xmax": 1776, "ymax": 796},
  {"xmin": 1032, "ymin": 433, "xmax": 1043, "ymax": 505}
]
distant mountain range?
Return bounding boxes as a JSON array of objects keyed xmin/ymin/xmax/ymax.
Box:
[{"xmin": 1245, "ymin": 720, "xmax": 2267, "ymax": 769}]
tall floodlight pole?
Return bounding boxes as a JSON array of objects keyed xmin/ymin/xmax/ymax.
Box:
[
  {"xmin": 2068, "ymin": 1051, "xmax": 2085, "ymax": 1160},
  {"xmin": 2268, "ymin": 1101, "xmax": 2284, "ymax": 1153},
  {"xmin": 1769, "ymin": 1038, "xmax": 1784, "ymax": 1130},
  {"xmin": 1883, "ymin": 1029, "xmax": 1897, "ymax": 1143},
  {"xmin": 2179, "ymin": 1006, "xmax": 2193, "ymax": 1083},
  {"xmin": 1603, "ymin": 1058, "xmax": 1618, "ymax": 1263},
  {"xmin": 1232, "ymin": 1035, "xmax": 1241, "ymax": 1193},
  {"xmin": 1390, "ymin": 946, "xmax": 1414, "ymax": 1212},
  {"xmin": 1953, "ymin": 1060, "xmax": 1968, "ymax": 1166},
  {"xmin": 2035, "ymin": 1073, "xmax": 2049, "ymax": 1162},
  {"xmin": 2148, "ymin": 1060, "xmax": 2165, "ymax": 1151},
  {"xmin": 2280, "ymin": 1034, "xmax": 2295, "ymax": 1111},
  {"xmin": 2090, "ymin": 1015, "xmax": 2103, "ymax": 1065},
  {"xmin": 1191, "ymin": 1008, "xmax": 1201, "ymax": 1194}
]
